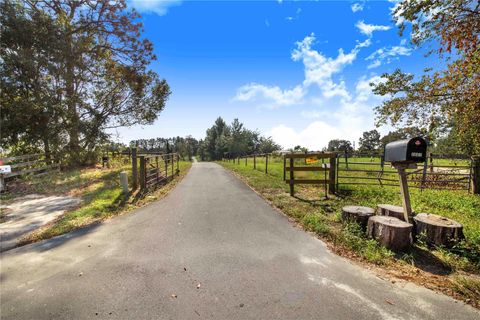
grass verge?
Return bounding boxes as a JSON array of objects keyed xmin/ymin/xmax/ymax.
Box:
[
  {"xmin": 219, "ymin": 160, "xmax": 480, "ymax": 308},
  {"xmin": 1, "ymin": 161, "xmax": 192, "ymax": 245}
]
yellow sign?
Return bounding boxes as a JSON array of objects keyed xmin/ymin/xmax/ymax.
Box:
[{"xmin": 306, "ymin": 157, "xmax": 319, "ymax": 164}]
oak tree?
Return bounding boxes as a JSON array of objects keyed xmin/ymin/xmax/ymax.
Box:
[{"xmin": 372, "ymin": 0, "xmax": 480, "ymax": 154}]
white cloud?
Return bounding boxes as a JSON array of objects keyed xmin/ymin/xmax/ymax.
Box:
[
  {"xmin": 269, "ymin": 122, "xmax": 346, "ymax": 151},
  {"xmin": 351, "ymin": 3, "xmax": 364, "ymax": 13},
  {"xmin": 129, "ymin": 0, "xmax": 182, "ymax": 15},
  {"xmin": 233, "ymin": 33, "xmax": 371, "ymax": 106},
  {"xmin": 234, "ymin": 83, "xmax": 305, "ymax": 107},
  {"xmin": 355, "ymin": 20, "xmax": 391, "ymax": 38},
  {"xmin": 232, "ymin": 33, "xmax": 391, "ymax": 149},
  {"xmin": 366, "ymin": 44, "xmax": 412, "ymax": 68},
  {"xmin": 269, "ymin": 75, "xmax": 385, "ymax": 150},
  {"xmin": 355, "ymin": 76, "xmax": 383, "ymax": 102},
  {"xmin": 300, "ymin": 110, "xmax": 322, "ymax": 119},
  {"xmin": 291, "ymin": 33, "xmax": 369, "ymax": 100}
]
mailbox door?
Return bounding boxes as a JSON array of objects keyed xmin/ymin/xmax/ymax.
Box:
[{"xmin": 406, "ymin": 137, "xmax": 427, "ymax": 162}]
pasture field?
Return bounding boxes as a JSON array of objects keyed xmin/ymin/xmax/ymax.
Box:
[{"xmin": 220, "ymin": 157, "xmax": 480, "ymax": 306}]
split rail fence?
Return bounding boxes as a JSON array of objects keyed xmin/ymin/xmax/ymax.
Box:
[{"xmin": 0, "ymin": 153, "xmax": 60, "ymax": 191}]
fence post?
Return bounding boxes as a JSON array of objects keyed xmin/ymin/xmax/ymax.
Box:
[
  {"xmin": 139, "ymin": 156, "xmax": 146, "ymax": 190},
  {"xmin": 254, "ymin": 155, "xmax": 256, "ymax": 169},
  {"xmin": 421, "ymin": 156, "xmax": 428, "ymax": 190},
  {"xmin": 265, "ymin": 154, "xmax": 268, "ymax": 174},
  {"xmin": 472, "ymin": 156, "xmax": 480, "ymax": 194},
  {"xmin": 283, "ymin": 156, "xmax": 286, "ymax": 181},
  {"xmin": 132, "ymin": 147, "xmax": 138, "ymax": 190},
  {"xmin": 245, "ymin": 157, "xmax": 247, "ymax": 166},
  {"xmin": 336, "ymin": 156, "xmax": 339, "ymax": 192},
  {"xmin": 177, "ymin": 154, "xmax": 179, "ymax": 174},
  {"xmin": 165, "ymin": 155, "xmax": 168, "ymax": 179},
  {"xmin": 120, "ymin": 172, "xmax": 129, "ymax": 194},
  {"xmin": 328, "ymin": 155, "xmax": 336, "ymax": 195},
  {"xmin": 171, "ymin": 154, "xmax": 174, "ymax": 177},
  {"xmin": 429, "ymin": 153, "xmax": 434, "ymax": 173},
  {"xmin": 345, "ymin": 151, "xmax": 349, "ymax": 170},
  {"xmin": 155, "ymin": 156, "xmax": 159, "ymax": 183},
  {"xmin": 289, "ymin": 157, "xmax": 294, "ymax": 196}
]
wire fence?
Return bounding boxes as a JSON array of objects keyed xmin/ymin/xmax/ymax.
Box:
[
  {"xmin": 336, "ymin": 152, "xmax": 472, "ymax": 192},
  {"xmin": 224, "ymin": 151, "xmax": 479, "ymax": 194}
]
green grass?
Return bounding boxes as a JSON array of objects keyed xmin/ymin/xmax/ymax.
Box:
[
  {"xmin": 226, "ymin": 156, "xmax": 480, "ymax": 254},
  {"xmin": 3, "ymin": 159, "xmax": 192, "ymax": 244},
  {"xmin": 219, "ymin": 158, "xmax": 480, "ymax": 306}
]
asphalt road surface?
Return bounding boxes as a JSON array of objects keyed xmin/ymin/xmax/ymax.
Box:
[{"xmin": 1, "ymin": 163, "xmax": 478, "ymax": 320}]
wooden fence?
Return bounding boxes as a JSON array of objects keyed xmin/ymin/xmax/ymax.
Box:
[
  {"xmin": 223, "ymin": 151, "xmax": 480, "ymax": 195},
  {"xmin": 284, "ymin": 153, "xmax": 336, "ymax": 196},
  {"xmin": 0, "ymin": 153, "xmax": 60, "ymax": 191}
]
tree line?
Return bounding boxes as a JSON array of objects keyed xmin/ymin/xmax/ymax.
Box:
[
  {"xmin": 1, "ymin": 0, "xmax": 169, "ymax": 165},
  {"xmin": 322, "ymin": 127, "xmax": 459, "ymax": 155},
  {"xmin": 129, "ymin": 136, "xmax": 200, "ymax": 161},
  {"xmin": 198, "ymin": 117, "xmax": 281, "ymax": 161}
]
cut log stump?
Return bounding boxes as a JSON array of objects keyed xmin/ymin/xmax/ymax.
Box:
[
  {"xmin": 367, "ymin": 216, "xmax": 413, "ymax": 252},
  {"xmin": 413, "ymin": 213, "xmax": 464, "ymax": 247},
  {"xmin": 376, "ymin": 204, "xmax": 407, "ymax": 221},
  {"xmin": 341, "ymin": 206, "xmax": 374, "ymax": 230}
]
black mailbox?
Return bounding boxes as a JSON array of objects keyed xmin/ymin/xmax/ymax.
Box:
[{"xmin": 384, "ymin": 137, "xmax": 427, "ymax": 163}]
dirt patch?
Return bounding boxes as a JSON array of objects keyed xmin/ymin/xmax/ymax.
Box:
[{"xmin": 0, "ymin": 194, "xmax": 81, "ymax": 251}]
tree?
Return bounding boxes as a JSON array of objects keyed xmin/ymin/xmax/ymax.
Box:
[
  {"xmin": 258, "ymin": 137, "xmax": 281, "ymax": 154},
  {"xmin": 327, "ymin": 140, "xmax": 354, "ymax": 153},
  {"xmin": 372, "ymin": 0, "xmax": 480, "ymax": 155},
  {"xmin": 1, "ymin": 0, "xmax": 171, "ymax": 164},
  {"xmin": 358, "ymin": 130, "xmax": 381, "ymax": 153},
  {"xmin": 0, "ymin": 1, "xmax": 65, "ymax": 159},
  {"xmin": 201, "ymin": 117, "xmax": 280, "ymax": 160},
  {"xmin": 379, "ymin": 127, "xmax": 425, "ymax": 149}
]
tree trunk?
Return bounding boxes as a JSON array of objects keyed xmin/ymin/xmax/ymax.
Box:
[
  {"xmin": 341, "ymin": 206, "xmax": 374, "ymax": 231},
  {"xmin": 376, "ymin": 204, "xmax": 406, "ymax": 221},
  {"xmin": 65, "ymin": 31, "xmax": 81, "ymax": 166},
  {"xmin": 413, "ymin": 213, "xmax": 464, "ymax": 247},
  {"xmin": 367, "ymin": 216, "xmax": 413, "ymax": 252},
  {"xmin": 43, "ymin": 137, "xmax": 51, "ymax": 164}
]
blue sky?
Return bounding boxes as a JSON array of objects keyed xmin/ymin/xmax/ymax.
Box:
[{"xmin": 111, "ymin": 0, "xmax": 430, "ymax": 150}]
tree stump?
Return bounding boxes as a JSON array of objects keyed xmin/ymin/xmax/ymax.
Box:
[
  {"xmin": 376, "ymin": 204, "xmax": 406, "ymax": 221},
  {"xmin": 341, "ymin": 206, "xmax": 374, "ymax": 231},
  {"xmin": 367, "ymin": 216, "xmax": 413, "ymax": 252},
  {"xmin": 413, "ymin": 213, "xmax": 464, "ymax": 247}
]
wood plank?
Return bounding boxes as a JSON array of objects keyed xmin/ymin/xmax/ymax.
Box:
[
  {"xmin": 284, "ymin": 153, "xmax": 336, "ymax": 159},
  {"xmin": 285, "ymin": 179, "xmax": 329, "ymax": 184},
  {"xmin": 285, "ymin": 167, "xmax": 329, "ymax": 172},
  {"xmin": 9, "ymin": 159, "xmax": 46, "ymax": 169},
  {"xmin": 0, "ymin": 153, "xmax": 42, "ymax": 162},
  {"xmin": 4, "ymin": 164, "xmax": 58, "ymax": 178}
]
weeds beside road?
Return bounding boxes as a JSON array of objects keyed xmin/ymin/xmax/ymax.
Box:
[{"xmin": 219, "ymin": 160, "xmax": 480, "ymax": 308}]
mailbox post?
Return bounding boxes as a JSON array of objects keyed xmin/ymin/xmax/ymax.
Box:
[{"xmin": 384, "ymin": 137, "xmax": 427, "ymax": 223}]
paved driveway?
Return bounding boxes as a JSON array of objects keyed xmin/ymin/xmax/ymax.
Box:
[{"xmin": 1, "ymin": 163, "xmax": 478, "ymax": 319}]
